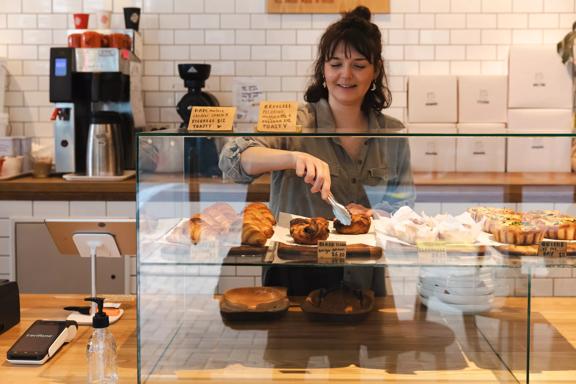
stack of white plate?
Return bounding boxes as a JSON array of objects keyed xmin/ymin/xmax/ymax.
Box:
[{"xmin": 417, "ymin": 266, "xmax": 494, "ymax": 314}]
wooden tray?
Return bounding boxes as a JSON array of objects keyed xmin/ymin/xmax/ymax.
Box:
[{"xmin": 277, "ymin": 242, "xmax": 383, "ymax": 262}]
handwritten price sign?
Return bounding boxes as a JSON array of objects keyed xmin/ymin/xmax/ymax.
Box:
[
  {"xmin": 256, "ymin": 101, "xmax": 300, "ymax": 132},
  {"xmin": 188, "ymin": 107, "xmax": 236, "ymax": 131}
]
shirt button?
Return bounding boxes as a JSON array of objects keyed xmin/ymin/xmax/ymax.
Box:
[
  {"xmin": 351, "ymin": 178, "xmax": 357, "ymax": 183},
  {"xmin": 357, "ymin": 160, "xmax": 362, "ymax": 165}
]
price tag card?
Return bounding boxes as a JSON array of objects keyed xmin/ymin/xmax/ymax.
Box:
[
  {"xmin": 317, "ymin": 241, "xmax": 347, "ymax": 264},
  {"xmin": 188, "ymin": 107, "xmax": 236, "ymax": 131},
  {"xmin": 538, "ymin": 241, "xmax": 568, "ymax": 258},
  {"xmin": 416, "ymin": 241, "xmax": 448, "ymax": 264},
  {"xmin": 256, "ymin": 101, "xmax": 300, "ymax": 132}
]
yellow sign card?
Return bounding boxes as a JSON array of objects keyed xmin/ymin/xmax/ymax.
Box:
[
  {"xmin": 317, "ymin": 240, "xmax": 347, "ymax": 264},
  {"xmin": 256, "ymin": 101, "xmax": 299, "ymax": 132},
  {"xmin": 188, "ymin": 107, "xmax": 236, "ymax": 131}
]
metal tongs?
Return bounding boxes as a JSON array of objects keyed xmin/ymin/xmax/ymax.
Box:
[{"xmin": 327, "ymin": 193, "xmax": 352, "ymax": 225}]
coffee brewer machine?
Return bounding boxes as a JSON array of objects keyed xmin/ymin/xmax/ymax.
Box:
[
  {"xmin": 176, "ymin": 64, "xmax": 221, "ymax": 177},
  {"xmin": 49, "ymin": 30, "xmax": 145, "ymax": 175}
]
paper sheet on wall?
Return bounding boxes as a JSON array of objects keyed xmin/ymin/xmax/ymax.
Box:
[{"xmin": 233, "ymin": 78, "xmax": 263, "ymax": 123}]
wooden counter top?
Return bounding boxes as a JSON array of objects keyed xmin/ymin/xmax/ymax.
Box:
[
  {"xmin": 0, "ymin": 176, "xmax": 136, "ymax": 201},
  {"xmin": 0, "ymin": 294, "xmax": 137, "ymax": 384},
  {"xmin": 0, "ymin": 172, "xmax": 575, "ymax": 202},
  {"xmin": 1, "ymin": 294, "xmax": 576, "ymax": 383}
]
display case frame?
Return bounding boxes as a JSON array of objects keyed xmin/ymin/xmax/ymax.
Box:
[{"xmin": 137, "ymin": 129, "xmax": 576, "ymax": 384}]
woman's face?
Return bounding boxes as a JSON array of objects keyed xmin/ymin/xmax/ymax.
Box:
[{"xmin": 323, "ymin": 42, "xmax": 375, "ymax": 110}]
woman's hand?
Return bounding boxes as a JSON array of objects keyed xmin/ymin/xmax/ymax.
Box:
[{"xmin": 292, "ymin": 151, "xmax": 331, "ymax": 200}]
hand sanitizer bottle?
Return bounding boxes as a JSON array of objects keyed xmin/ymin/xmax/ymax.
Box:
[{"xmin": 86, "ymin": 297, "xmax": 118, "ymax": 384}]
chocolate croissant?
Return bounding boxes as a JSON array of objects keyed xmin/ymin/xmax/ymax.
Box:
[
  {"xmin": 290, "ymin": 217, "xmax": 330, "ymax": 245},
  {"xmin": 334, "ymin": 214, "xmax": 371, "ymax": 235}
]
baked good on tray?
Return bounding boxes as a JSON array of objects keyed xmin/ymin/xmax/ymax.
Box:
[
  {"xmin": 492, "ymin": 221, "xmax": 545, "ymax": 245},
  {"xmin": 301, "ymin": 283, "xmax": 375, "ymax": 321},
  {"xmin": 334, "ymin": 214, "xmax": 371, "ymax": 234},
  {"xmin": 290, "ymin": 217, "xmax": 330, "ymax": 245}
]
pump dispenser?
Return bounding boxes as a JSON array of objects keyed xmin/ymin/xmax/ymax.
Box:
[{"xmin": 85, "ymin": 297, "xmax": 118, "ymax": 384}]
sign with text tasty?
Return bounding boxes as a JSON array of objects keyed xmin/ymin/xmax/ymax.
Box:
[{"xmin": 267, "ymin": 0, "xmax": 389, "ymax": 13}]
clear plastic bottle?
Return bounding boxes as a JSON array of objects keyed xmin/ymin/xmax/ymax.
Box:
[{"xmin": 86, "ymin": 297, "xmax": 118, "ymax": 384}]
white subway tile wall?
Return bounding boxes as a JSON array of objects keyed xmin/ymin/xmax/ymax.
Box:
[{"xmin": 0, "ymin": 0, "xmax": 572, "ymax": 141}]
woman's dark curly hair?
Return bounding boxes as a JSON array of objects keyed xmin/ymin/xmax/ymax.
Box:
[{"xmin": 304, "ymin": 6, "xmax": 392, "ymax": 113}]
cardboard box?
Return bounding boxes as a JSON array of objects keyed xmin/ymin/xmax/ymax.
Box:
[
  {"xmin": 508, "ymin": 45, "xmax": 573, "ymax": 108},
  {"xmin": 408, "ymin": 124, "xmax": 457, "ymax": 172},
  {"xmin": 408, "ymin": 76, "xmax": 458, "ymax": 123},
  {"xmin": 456, "ymin": 126, "xmax": 506, "ymax": 172},
  {"xmin": 507, "ymin": 134, "xmax": 572, "ymax": 172},
  {"xmin": 458, "ymin": 76, "xmax": 507, "ymax": 123},
  {"xmin": 507, "ymin": 109, "xmax": 573, "ymax": 132}
]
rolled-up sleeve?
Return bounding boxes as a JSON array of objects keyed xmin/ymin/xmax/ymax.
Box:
[{"xmin": 218, "ymin": 137, "xmax": 262, "ymax": 183}]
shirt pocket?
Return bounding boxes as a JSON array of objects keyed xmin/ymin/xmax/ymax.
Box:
[{"xmin": 362, "ymin": 166, "xmax": 397, "ymax": 186}]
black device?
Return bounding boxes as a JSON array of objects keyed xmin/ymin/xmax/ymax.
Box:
[
  {"xmin": 6, "ymin": 320, "xmax": 78, "ymax": 364},
  {"xmin": 0, "ymin": 280, "xmax": 20, "ymax": 334},
  {"xmin": 49, "ymin": 47, "xmax": 136, "ymax": 174},
  {"xmin": 176, "ymin": 63, "xmax": 222, "ymax": 177}
]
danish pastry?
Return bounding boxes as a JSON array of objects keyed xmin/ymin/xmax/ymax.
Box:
[
  {"xmin": 334, "ymin": 214, "xmax": 371, "ymax": 235},
  {"xmin": 290, "ymin": 217, "xmax": 330, "ymax": 245}
]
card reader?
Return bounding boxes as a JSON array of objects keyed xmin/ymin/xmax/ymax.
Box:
[{"xmin": 6, "ymin": 320, "xmax": 78, "ymax": 365}]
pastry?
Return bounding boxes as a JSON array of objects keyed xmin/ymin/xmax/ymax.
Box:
[
  {"xmin": 188, "ymin": 214, "xmax": 219, "ymax": 244},
  {"xmin": 492, "ymin": 221, "xmax": 545, "ymax": 245},
  {"xmin": 334, "ymin": 214, "xmax": 371, "ymax": 234},
  {"xmin": 290, "ymin": 217, "xmax": 330, "ymax": 245}
]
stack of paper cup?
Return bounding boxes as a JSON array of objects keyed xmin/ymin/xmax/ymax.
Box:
[{"xmin": 417, "ymin": 266, "xmax": 494, "ymax": 314}]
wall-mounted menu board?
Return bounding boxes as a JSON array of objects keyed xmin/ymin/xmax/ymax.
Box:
[{"xmin": 267, "ymin": 0, "xmax": 389, "ymax": 14}]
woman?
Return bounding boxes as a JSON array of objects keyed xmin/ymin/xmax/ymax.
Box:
[{"xmin": 219, "ymin": 6, "xmax": 415, "ymax": 295}]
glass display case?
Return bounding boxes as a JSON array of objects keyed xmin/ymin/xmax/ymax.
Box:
[{"xmin": 137, "ymin": 128, "xmax": 576, "ymax": 384}]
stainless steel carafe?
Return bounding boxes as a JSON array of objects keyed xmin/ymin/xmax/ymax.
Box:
[{"xmin": 86, "ymin": 111, "xmax": 123, "ymax": 176}]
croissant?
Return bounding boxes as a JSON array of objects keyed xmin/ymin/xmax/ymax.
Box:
[
  {"xmin": 290, "ymin": 217, "xmax": 330, "ymax": 245},
  {"xmin": 334, "ymin": 214, "xmax": 371, "ymax": 235},
  {"xmin": 241, "ymin": 222, "xmax": 270, "ymax": 247},
  {"xmin": 202, "ymin": 202, "xmax": 239, "ymax": 232},
  {"xmin": 188, "ymin": 214, "xmax": 219, "ymax": 245},
  {"xmin": 243, "ymin": 203, "xmax": 276, "ymax": 225}
]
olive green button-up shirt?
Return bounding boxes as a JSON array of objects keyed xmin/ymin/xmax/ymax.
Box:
[{"xmin": 219, "ymin": 99, "xmax": 415, "ymax": 218}]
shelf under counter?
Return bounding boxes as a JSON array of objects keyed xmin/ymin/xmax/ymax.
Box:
[
  {"xmin": 6, "ymin": 172, "xmax": 574, "ymax": 202},
  {"xmin": 139, "ymin": 171, "xmax": 576, "ymax": 203}
]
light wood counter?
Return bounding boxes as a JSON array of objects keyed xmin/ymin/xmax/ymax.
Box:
[
  {"xmin": 0, "ymin": 294, "xmax": 136, "ymax": 384},
  {"xmin": 2, "ymin": 295, "xmax": 576, "ymax": 383}
]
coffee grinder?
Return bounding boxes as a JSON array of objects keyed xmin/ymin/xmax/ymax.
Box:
[
  {"xmin": 49, "ymin": 30, "xmax": 145, "ymax": 175},
  {"xmin": 176, "ymin": 64, "xmax": 221, "ymax": 177}
]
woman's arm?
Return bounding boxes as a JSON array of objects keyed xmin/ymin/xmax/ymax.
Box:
[{"xmin": 241, "ymin": 147, "xmax": 332, "ymax": 200}]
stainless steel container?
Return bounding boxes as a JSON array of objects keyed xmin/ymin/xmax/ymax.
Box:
[{"xmin": 87, "ymin": 111, "xmax": 123, "ymax": 176}]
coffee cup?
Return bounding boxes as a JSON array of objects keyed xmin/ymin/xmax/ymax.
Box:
[
  {"xmin": 3, "ymin": 156, "xmax": 23, "ymax": 176},
  {"xmin": 96, "ymin": 10, "xmax": 112, "ymax": 29},
  {"xmin": 73, "ymin": 13, "xmax": 89, "ymax": 29},
  {"xmin": 123, "ymin": 7, "xmax": 140, "ymax": 31},
  {"xmin": 32, "ymin": 157, "xmax": 52, "ymax": 178}
]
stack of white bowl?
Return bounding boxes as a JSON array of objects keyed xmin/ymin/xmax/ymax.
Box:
[{"xmin": 417, "ymin": 266, "xmax": 494, "ymax": 314}]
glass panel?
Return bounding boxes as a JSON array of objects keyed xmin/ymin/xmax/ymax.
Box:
[{"xmin": 138, "ymin": 133, "xmax": 576, "ymax": 383}]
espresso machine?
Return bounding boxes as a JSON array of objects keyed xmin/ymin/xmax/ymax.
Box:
[
  {"xmin": 49, "ymin": 30, "xmax": 145, "ymax": 175},
  {"xmin": 176, "ymin": 64, "xmax": 221, "ymax": 177}
]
